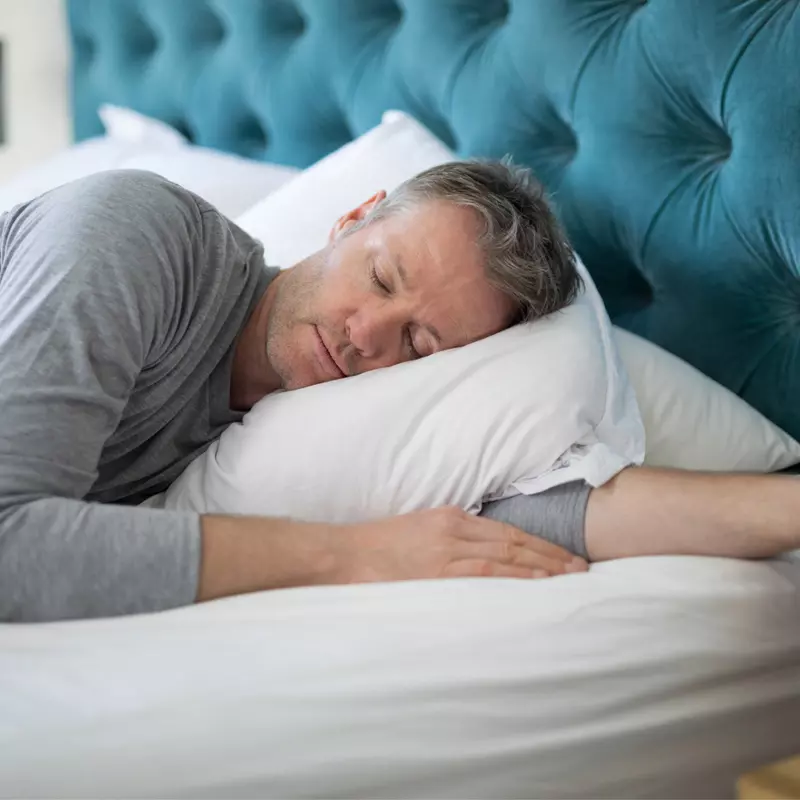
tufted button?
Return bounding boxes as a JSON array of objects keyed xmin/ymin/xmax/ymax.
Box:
[
  {"xmin": 425, "ymin": 117, "xmax": 458, "ymax": 151},
  {"xmin": 621, "ymin": 0, "xmax": 648, "ymax": 22},
  {"xmin": 626, "ymin": 267, "xmax": 655, "ymax": 309},
  {"xmin": 173, "ymin": 119, "xmax": 195, "ymax": 142},
  {"xmin": 273, "ymin": 4, "xmax": 307, "ymax": 38},
  {"xmin": 491, "ymin": 0, "xmax": 511, "ymax": 23},
  {"xmin": 130, "ymin": 16, "xmax": 159, "ymax": 59},
  {"xmin": 558, "ymin": 124, "xmax": 579, "ymax": 161},
  {"xmin": 198, "ymin": 9, "xmax": 227, "ymax": 47},
  {"xmin": 73, "ymin": 33, "xmax": 96, "ymax": 64},
  {"xmin": 381, "ymin": 0, "xmax": 403, "ymax": 26},
  {"xmin": 595, "ymin": 255, "xmax": 655, "ymax": 319},
  {"xmin": 440, "ymin": 124, "xmax": 458, "ymax": 152},
  {"xmin": 238, "ymin": 113, "xmax": 269, "ymax": 155},
  {"xmin": 528, "ymin": 103, "xmax": 579, "ymax": 168},
  {"xmin": 322, "ymin": 115, "xmax": 355, "ymax": 154},
  {"xmin": 695, "ymin": 119, "xmax": 732, "ymax": 165},
  {"xmin": 714, "ymin": 129, "xmax": 733, "ymax": 162}
]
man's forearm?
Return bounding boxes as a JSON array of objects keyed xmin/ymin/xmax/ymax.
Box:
[
  {"xmin": 585, "ymin": 467, "xmax": 800, "ymax": 561},
  {"xmin": 198, "ymin": 515, "xmax": 339, "ymax": 602},
  {"xmin": 199, "ymin": 506, "xmax": 586, "ymax": 604}
]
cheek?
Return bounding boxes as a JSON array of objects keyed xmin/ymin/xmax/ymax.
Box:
[
  {"xmin": 316, "ymin": 250, "xmax": 368, "ymax": 322},
  {"xmin": 460, "ymin": 282, "xmax": 518, "ymax": 338}
]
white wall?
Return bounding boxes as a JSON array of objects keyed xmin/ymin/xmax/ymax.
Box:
[{"xmin": 0, "ymin": 0, "xmax": 70, "ymax": 182}]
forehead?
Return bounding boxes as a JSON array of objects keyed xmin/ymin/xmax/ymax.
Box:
[{"xmin": 362, "ymin": 200, "xmax": 515, "ymax": 346}]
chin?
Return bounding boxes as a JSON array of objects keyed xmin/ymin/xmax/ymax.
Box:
[
  {"xmin": 283, "ymin": 372, "xmax": 315, "ymax": 391},
  {"xmin": 271, "ymin": 324, "xmax": 338, "ymax": 391},
  {"xmin": 276, "ymin": 354, "xmax": 315, "ymax": 391},
  {"xmin": 280, "ymin": 352, "xmax": 326, "ymax": 392}
]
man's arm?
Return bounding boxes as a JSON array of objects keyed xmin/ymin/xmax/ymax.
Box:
[
  {"xmin": 481, "ymin": 482, "xmax": 591, "ymax": 557},
  {"xmin": 0, "ymin": 171, "xmax": 212, "ymax": 622},
  {"xmin": 197, "ymin": 508, "xmax": 587, "ymax": 604},
  {"xmin": 585, "ymin": 466, "xmax": 800, "ymax": 561}
]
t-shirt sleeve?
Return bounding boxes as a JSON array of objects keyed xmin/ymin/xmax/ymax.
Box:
[
  {"xmin": 480, "ymin": 482, "xmax": 591, "ymax": 558},
  {"xmin": 0, "ymin": 170, "xmax": 207, "ymax": 622}
]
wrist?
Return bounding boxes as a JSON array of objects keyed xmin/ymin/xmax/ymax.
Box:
[
  {"xmin": 290, "ymin": 519, "xmax": 344, "ymax": 587},
  {"xmin": 198, "ymin": 514, "xmax": 343, "ymax": 601}
]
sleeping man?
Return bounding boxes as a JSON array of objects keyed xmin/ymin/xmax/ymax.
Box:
[{"xmin": 0, "ymin": 163, "xmax": 797, "ymax": 623}]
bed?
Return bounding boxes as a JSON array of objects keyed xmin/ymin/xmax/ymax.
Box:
[{"xmin": 1, "ymin": 1, "xmax": 800, "ymax": 797}]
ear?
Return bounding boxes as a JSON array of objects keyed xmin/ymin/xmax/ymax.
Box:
[{"xmin": 328, "ymin": 190, "xmax": 387, "ymax": 242}]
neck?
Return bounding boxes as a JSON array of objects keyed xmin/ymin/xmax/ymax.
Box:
[{"xmin": 230, "ymin": 277, "xmax": 283, "ymax": 411}]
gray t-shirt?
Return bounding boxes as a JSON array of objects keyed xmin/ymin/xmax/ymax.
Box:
[{"xmin": 0, "ymin": 170, "xmax": 276, "ymax": 622}]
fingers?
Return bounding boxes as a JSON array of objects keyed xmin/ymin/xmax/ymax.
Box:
[
  {"xmin": 443, "ymin": 560, "xmax": 551, "ymax": 580},
  {"xmin": 458, "ymin": 541, "xmax": 584, "ymax": 576},
  {"xmin": 452, "ymin": 512, "xmax": 586, "ymax": 570}
]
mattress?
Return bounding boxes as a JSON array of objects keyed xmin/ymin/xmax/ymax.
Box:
[{"xmin": 2, "ymin": 553, "xmax": 799, "ymax": 799}]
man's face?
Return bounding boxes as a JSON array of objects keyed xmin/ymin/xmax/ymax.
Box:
[{"xmin": 265, "ymin": 198, "xmax": 516, "ymax": 391}]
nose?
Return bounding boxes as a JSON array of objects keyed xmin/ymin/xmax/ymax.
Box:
[{"xmin": 345, "ymin": 303, "xmax": 406, "ymax": 367}]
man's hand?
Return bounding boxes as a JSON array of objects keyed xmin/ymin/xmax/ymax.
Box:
[
  {"xmin": 338, "ymin": 506, "xmax": 588, "ymax": 584},
  {"xmin": 198, "ymin": 507, "xmax": 587, "ymax": 603}
]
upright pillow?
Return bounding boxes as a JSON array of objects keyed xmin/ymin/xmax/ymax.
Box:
[
  {"xmin": 98, "ymin": 105, "xmax": 189, "ymax": 150},
  {"xmin": 117, "ymin": 149, "xmax": 299, "ymax": 219},
  {"xmin": 0, "ymin": 137, "xmax": 144, "ymax": 214},
  {"xmin": 235, "ymin": 111, "xmax": 456, "ymax": 267},
  {"xmin": 615, "ymin": 328, "xmax": 800, "ymax": 472},
  {"xmin": 99, "ymin": 105, "xmax": 300, "ymax": 218}
]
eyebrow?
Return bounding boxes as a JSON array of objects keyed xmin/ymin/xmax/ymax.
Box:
[{"xmin": 393, "ymin": 256, "xmax": 443, "ymax": 345}]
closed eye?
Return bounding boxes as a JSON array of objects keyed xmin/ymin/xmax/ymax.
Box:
[
  {"xmin": 370, "ymin": 264, "xmax": 390, "ymax": 294},
  {"xmin": 371, "ymin": 261, "xmax": 424, "ymax": 359}
]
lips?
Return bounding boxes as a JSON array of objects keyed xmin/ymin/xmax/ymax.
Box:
[{"xmin": 313, "ymin": 325, "xmax": 346, "ymax": 379}]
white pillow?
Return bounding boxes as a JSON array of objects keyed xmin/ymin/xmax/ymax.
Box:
[
  {"xmin": 97, "ymin": 104, "xmax": 301, "ymax": 218},
  {"xmin": 97, "ymin": 104, "xmax": 188, "ymax": 150},
  {"xmin": 155, "ymin": 250, "xmax": 643, "ymax": 521},
  {"xmin": 0, "ymin": 136, "xmax": 144, "ymax": 214},
  {"xmin": 615, "ymin": 327, "xmax": 800, "ymax": 472},
  {"xmin": 117, "ymin": 148, "xmax": 299, "ymax": 219},
  {"xmin": 235, "ymin": 110, "xmax": 456, "ymax": 267},
  {"xmin": 0, "ymin": 106, "xmax": 300, "ymax": 219}
]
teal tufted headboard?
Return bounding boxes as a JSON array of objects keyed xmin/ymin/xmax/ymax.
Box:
[{"xmin": 66, "ymin": 0, "xmax": 800, "ymax": 440}]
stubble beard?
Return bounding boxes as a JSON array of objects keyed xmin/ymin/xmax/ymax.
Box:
[{"xmin": 265, "ymin": 255, "xmax": 326, "ymax": 390}]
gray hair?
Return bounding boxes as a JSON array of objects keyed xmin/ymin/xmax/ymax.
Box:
[{"xmin": 360, "ymin": 159, "xmax": 582, "ymax": 324}]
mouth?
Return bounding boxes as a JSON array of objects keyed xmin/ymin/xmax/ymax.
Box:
[{"xmin": 313, "ymin": 325, "xmax": 346, "ymax": 379}]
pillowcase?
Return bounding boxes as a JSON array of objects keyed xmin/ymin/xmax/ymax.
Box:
[
  {"xmin": 116, "ymin": 149, "xmax": 299, "ymax": 219},
  {"xmin": 150, "ymin": 112, "xmax": 643, "ymax": 522},
  {"xmin": 156, "ymin": 256, "xmax": 644, "ymax": 522},
  {"xmin": 614, "ymin": 327, "xmax": 800, "ymax": 472},
  {"xmin": 235, "ymin": 110, "xmax": 456, "ymax": 267},
  {"xmin": 0, "ymin": 106, "xmax": 300, "ymax": 219},
  {"xmin": 0, "ymin": 136, "xmax": 144, "ymax": 214},
  {"xmin": 97, "ymin": 104, "xmax": 188, "ymax": 150},
  {"xmin": 99, "ymin": 105, "xmax": 300, "ymax": 218}
]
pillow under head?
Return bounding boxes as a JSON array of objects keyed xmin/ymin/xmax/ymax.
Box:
[
  {"xmin": 151, "ymin": 112, "xmax": 645, "ymax": 520},
  {"xmin": 157, "ymin": 255, "xmax": 645, "ymax": 522}
]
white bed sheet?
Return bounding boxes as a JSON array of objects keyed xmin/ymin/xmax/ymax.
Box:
[{"xmin": 1, "ymin": 554, "xmax": 799, "ymax": 799}]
